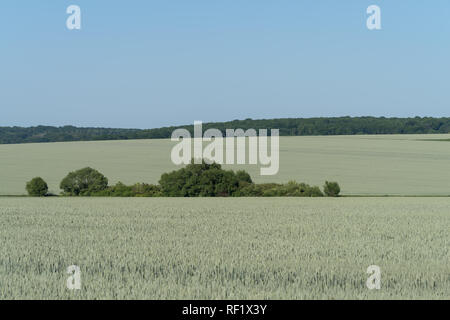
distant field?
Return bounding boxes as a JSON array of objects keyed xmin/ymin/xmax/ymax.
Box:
[
  {"xmin": 1, "ymin": 134, "xmax": 450, "ymax": 195},
  {"xmin": 0, "ymin": 197, "xmax": 448, "ymax": 299}
]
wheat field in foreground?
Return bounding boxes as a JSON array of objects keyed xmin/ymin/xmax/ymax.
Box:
[{"xmin": 0, "ymin": 197, "xmax": 448, "ymax": 299}]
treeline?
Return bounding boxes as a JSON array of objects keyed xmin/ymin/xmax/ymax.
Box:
[
  {"xmin": 3, "ymin": 116, "xmax": 450, "ymax": 144},
  {"xmin": 25, "ymin": 161, "xmax": 341, "ymax": 198}
]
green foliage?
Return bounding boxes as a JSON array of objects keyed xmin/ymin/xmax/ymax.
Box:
[
  {"xmin": 2, "ymin": 116, "xmax": 450, "ymax": 144},
  {"xmin": 50, "ymin": 160, "xmax": 337, "ymax": 198},
  {"xmin": 131, "ymin": 183, "xmax": 162, "ymax": 197},
  {"xmin": 159, "ymin": 160, "xmax": 241, "ymax": 197},
  {"xmin": 324, "ymin": 181, "xmax": 341, "ymax": 197},
  {"xmin": 25, "ymin": 177, "xmax": 48, "ymax": 197},
  {"xmin": 234, "ymin": 183, "xmax": 280, "ymax": 197},
  {"xmin": 276, "ymin": 181, "xmax": 324, "ymax": 197},
  {"xmin": 159, "ymin": 159, "xmax": 327, "ymax": 198},
  {"xmin": 236, "ymin": 170, "xmax": 253, "ymax": 184},
  {"xmin": 60, "ymin": 167, "xmax": 108, "ymax": 196},
  {"xmin": 91, "ymin": 182, "xmax": 162, "ymax": 197},
  {"xmin": 234, "ymin": 181, "xmax": 323, "ymax": 197}
]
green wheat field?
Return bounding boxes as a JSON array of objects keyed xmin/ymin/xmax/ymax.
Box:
[
  {"xmin": 0, "ymin": 134, "xmax": 449, "ymax": 299},
  {"xmin": 1, "ymin": 134, "xmax": 450, "ymax": 196},
  {"xmin": 0, "ymin": 197, "xmax": 448, "ymax": 299}
]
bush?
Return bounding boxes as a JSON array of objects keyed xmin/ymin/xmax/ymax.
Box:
[
  {"xmin": 60, "ymin": 167, "xmax": 108, "ymax": 196},
  {"xmin": 238, "ymin": 183, "xmax": 280, "ymax": 197},
  {"xmin": 91, "ymin": 182, "xmax": 162, "ymax": 197},
  {"xmin": 308, "ymin": 186, "xmax": 325, "ymax": 197},
  {"xmin": 26, "ymin": 177, "xmax": 48, "ymax": 196},
  {"xmin": 233, "ymin": 181, "xmax": 324, "ymax": 197},
  {"xmin": 261, "ymin": 181, "xmax": 324, "ymax": 197},
  {"xmin": 159, "ymin": 160, "xmax": 244, "ymax": 197},
  {"xmin": 131, "ymin": 183, "xmax": 162, "ymax": 197},
  {"xmin": 91, "ymin": 182, "xmax": 133, "ymax": 197},
  {"xmin": 324, "ymin": 181, "xmax": 341, "ymax": 197},
  {"xmin": 236, "ymin": 170, "xmax": 253, "ymax": 184}
]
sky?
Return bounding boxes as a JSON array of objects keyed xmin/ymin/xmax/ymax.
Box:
[{"xmin": 1, "ymin": 1, "xmax": 449, "ymax": 129}]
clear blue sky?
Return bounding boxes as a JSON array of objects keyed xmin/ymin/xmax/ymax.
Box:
[{"xmin": 1, "ymin": 1, "xmax": 449, "ymax": 128}]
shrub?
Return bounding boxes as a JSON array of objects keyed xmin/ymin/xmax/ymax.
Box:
[
  {"xmin": 308, "ymin": 186, "xmax": 325, "ymax": 197},
  {"xmin": 60, "ymin": 167, "xmax": 108, "ymax": 196},
  {"xmin": 159, "ymin": 160, "xmax": 245, "ymax": 197},
  {"xmin": 232, "ymin": 183, "xmax": 265, "ymax": 197},
  {"xmin": 89, "ymin": 182, "xmax": 162, "ymax": 197},
  {"xmin": 261, "ymin": 181, "xmax": 324, "ymax": 197},
  {"xmin": 91, "ymin": 182, "xmax": 133, "ymax": 197},
  {"xmin": 26, "ymin": 177, "xmax": 48, "ymax": 197},
  {"xmin": 131, "ymin": 183, "xmax": 162, "ymax": 197},
  {"xmin": 233, "ymin": 182, "xmax": 323, "ymax": 197},
  {"xmin": 236, "ymin": 170, "xmax": 253, "ymax": 184},
  {"xmin": 324, "ymin": 181, "xmax": 341, "ymax": 197}
]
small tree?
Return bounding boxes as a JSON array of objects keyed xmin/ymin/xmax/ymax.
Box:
[
  {"xmin": 26, "ymin": 177, "xmax": 48, "ymax": 197},
  {"xmin": 60, "ymin": 167, "xmax": 108, "ymax": 196},
  {"xmin": 324, "ymin": 181, "xmax": 341, "ymax": 197}
]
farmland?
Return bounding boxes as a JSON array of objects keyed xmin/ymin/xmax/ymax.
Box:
[
  {"xmin": 0, "ymin": 197, "xmax": 448, "ymax": 299},
  {"xmin": 1, "ymin": 134, "xmax": 450, "ymax": 196}
]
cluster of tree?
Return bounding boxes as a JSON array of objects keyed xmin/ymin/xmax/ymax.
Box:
[
  {"xmin": 159, "ymin": 162, "xmax": 252, "ymax": 197},
  {"xmin": 25, "ymin": 162, "xmax": 341, "ymax": 198},
  {"xmin": 0, "ymin": 126, "xmax": 144, "ymax": 144},
  {"xmin": 4, "ymin": 116, "xmax": 450, "ymax": 144}
]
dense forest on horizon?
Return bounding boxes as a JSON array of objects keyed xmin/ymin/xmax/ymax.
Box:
[{"xmin": 1, "ymin": 116, "xmax": 450, "ymax": 144}]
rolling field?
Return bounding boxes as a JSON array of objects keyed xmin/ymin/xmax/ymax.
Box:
[
  {"xmin": 1, "ymin": 134, "xmax": 450, "ymax": 196},
  {"xmin": 0, "ymin": 197, "xmax": 448, "ymax": 299}
]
